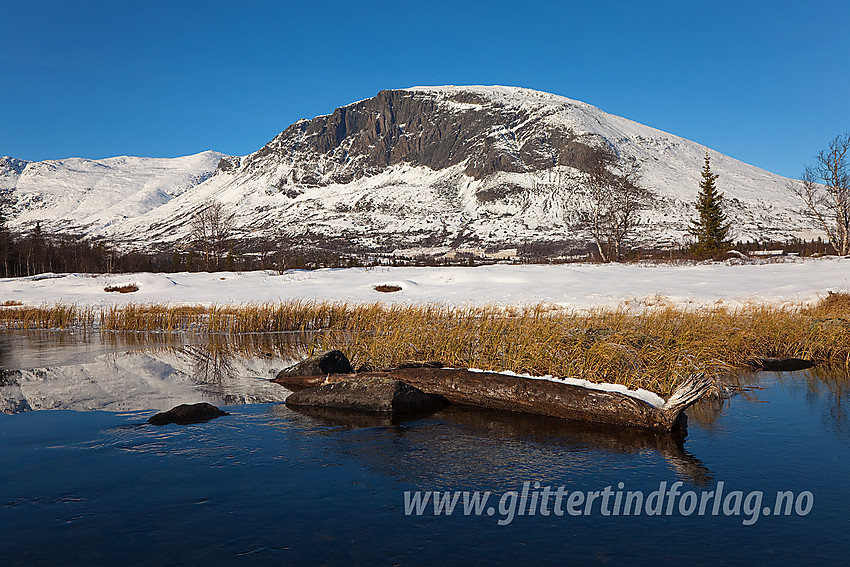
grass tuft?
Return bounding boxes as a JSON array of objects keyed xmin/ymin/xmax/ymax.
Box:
[{"xmin": 104, "ymin": 284, "xmax": 139, "ymax": 293}]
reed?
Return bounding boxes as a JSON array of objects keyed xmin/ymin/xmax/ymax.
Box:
[
  {"xmin": 1, "ymin": 294, "xmax": 848, "ymax": 396},
  {"xmin": 0, "ymin": 304, "xmax": 97, "ymax": 329}
]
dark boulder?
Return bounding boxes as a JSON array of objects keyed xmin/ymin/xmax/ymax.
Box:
[
  {"xmin": 148, "ymin": 402, "xmax": 229, "ymax": 425},
  {"xmin": 285, "ymin": 377, "xmax": 447, "ymax": 414},
  {"xmin": 276, "ymin": 350, "xmax": 353, "ymax": 379},
  {"xmin": 744, "ymin": 357, "xmax": 815, "ymax": 371}
]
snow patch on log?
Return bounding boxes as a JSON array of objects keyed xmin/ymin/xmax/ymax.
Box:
[{"xmin": 466, "ymin": 368, "xmax": 666, "ymax": 408}]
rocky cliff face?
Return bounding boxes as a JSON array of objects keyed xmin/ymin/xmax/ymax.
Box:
[{"xmin": 237, "ymin": 88, "xmax": 604, "ymax": 188}]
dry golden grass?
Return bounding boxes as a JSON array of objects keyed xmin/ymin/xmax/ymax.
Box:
[
  {"xmin": 1, "ymin": 294, "xmax": 849, "ymax": 396},
  {"xmin": 104, "ymin": 284, "xmax": 139, "ymax": 293},
  {"xmin": 802, "ymin": 291, "xmax": 850, "ymax": 318},
  {"xmin": 0, "ymin": 304, "xmax": 97, "ymax": 329}
]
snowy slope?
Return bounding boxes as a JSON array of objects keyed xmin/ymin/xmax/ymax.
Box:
[
  {"xmin": 2, "ymin": 87, "xmax": 815, "ymax": 250},
  {"xmin": 1, "ymin": 151, "xmax": 225, "ymax": 233},
  {"xmin": 113, "ymin": 86, "xmax": 811, "ymax": 249}
]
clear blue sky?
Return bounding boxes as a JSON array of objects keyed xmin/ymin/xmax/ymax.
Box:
[{"xmin": 2, "ymin": 0, "xmax": 848, "ymax": 179}]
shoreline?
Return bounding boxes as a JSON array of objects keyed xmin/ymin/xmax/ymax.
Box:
[{"xmin": 2, "ymin": 294, "xmax": 848, "ymax": 397}]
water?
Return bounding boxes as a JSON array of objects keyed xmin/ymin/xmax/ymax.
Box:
[
  {"xmin": 1, "ymin": 333, "xmax": 849, "ymax": 565},
  {"xmin": 0, "ymin": 331, "xmax": 302, "ymax": 413}
]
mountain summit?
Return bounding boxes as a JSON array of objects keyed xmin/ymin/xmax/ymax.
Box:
[{"xmin": 2, "ymin": 86, "xmax": 812, "ymax": 254}]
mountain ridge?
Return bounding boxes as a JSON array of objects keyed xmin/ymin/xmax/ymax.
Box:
[{"xmin": 1, "ymin": 86, "xmax": 816, "ymax": 254}]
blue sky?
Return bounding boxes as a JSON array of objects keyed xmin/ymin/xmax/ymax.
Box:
[{"xmin": 1, "ymin": 0, "xmax": 848, "ymax": 179}]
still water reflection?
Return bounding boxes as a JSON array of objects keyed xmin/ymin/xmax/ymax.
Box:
[
  {"xmin": 1, "ymin": 332, "xmax": 849, "ymax": 565},
  {"xmin": 0, "ymin": 331, "xmax": 309, "ymax": 413}
]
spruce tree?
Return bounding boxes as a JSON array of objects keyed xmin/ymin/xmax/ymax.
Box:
[{"xmin": 689, "ymin": 153, "xmax": 732, "ymax": 256}]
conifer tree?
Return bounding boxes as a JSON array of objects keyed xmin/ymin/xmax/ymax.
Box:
[
  {"xmin": 689, "ymin": 153, "xmax": 732, "ymax": 256},
  {"xmin": 0, "ymin": 210, "xmax": 10, "ymax": 276}
]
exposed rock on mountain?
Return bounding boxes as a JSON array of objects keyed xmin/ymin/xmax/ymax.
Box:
[{"xmin": 241, "ymin": 88, "xmax": 603, "ymax": 186}]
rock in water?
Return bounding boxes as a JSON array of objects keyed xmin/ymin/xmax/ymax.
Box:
[
  {"xmin": 744, "ymin": 357, "xmax": 815, "ymax": 371},
  {"xmin": 276, "ymin": 350, "xmax": 354, "ymax": 379},
  {"xmin": 148, "ymin": 402, "xmax": 229, "ymax": 425},
  {"xmin": 285, "ymin": 377, "xmax": 447, "ymax": 413}
]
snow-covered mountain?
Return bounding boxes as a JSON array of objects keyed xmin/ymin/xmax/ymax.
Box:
[
  {"xmin": 1, "ymin": 86, "xmax": 814, "ymax": 253},
  {"xmin": 0, "ymin": 151, "xmax": 225, "ymax": 233}
]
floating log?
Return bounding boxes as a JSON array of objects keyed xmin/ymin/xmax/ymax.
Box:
[{"xmin": 273, "ymin": 368, "xmax": 713, "ymax": 432}]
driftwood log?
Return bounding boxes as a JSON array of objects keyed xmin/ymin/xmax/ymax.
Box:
[{"xmin": 272, "ymin": 368, "xmax": 712, "ymax": 432}]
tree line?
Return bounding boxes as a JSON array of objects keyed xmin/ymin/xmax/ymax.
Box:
[
  {"xmin": 0, "ymin": 211, "xmax": 360, "ymax": 277},
  {"xmin": 0, "ymin": 217, "xmax": 177, "ymax": 276}
]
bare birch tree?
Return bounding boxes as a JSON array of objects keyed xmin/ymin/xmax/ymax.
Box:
[
  {"xmin": 581, "ymin": 148, "xmax": 657, "ymax": 262},
  {"xmin": 189, "ymin": 199, "xmax": 235, "ymax": 271},
  {"xmin": 788, "ymin": 133, "xmax": 850, "ymax": 255}
]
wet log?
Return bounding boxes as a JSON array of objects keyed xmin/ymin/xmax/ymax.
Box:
[
  {"xmin": 273, "ymin": 368, "xmax": 712, "ymax": 432},
  {"xmin": 387, "ymin": 368, "xmax": 709, "ymax": 432},
  {"xmin": 285, "ymin": 377, "xmax": 448, "ymax": 414}
]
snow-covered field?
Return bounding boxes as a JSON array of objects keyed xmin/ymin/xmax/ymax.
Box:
[{"xmin": 2, "ymin": 258, "xmax": 847, "ymax": 310}]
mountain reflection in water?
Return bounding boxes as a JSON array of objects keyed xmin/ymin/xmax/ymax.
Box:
[{"xmin": 0, "ymin": 330, "xmax": 310, "ymax": 413}]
